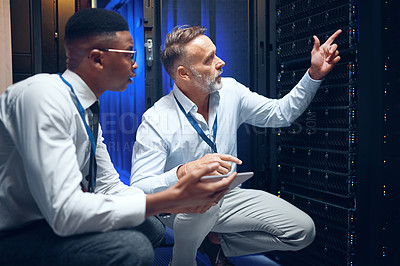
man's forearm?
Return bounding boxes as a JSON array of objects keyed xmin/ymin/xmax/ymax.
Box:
[
  {"xmin": 145, "ymin": 163, "xmax": 235, "ymax": 217},
  {"xmin": 145, "ymin": 189, "xmax": 178, "ymax": 217}
]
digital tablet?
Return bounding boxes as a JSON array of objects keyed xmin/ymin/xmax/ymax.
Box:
[{"xmin": 201, "ymin": 172, "xmax": 254, "ymax": 190}]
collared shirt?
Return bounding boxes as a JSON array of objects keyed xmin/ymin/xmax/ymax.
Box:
[
  {"xmin": 130, "ymin": 71, "xmax": 322, "ymax": 193},
  {"xmin": 0, "ymin": 70, "xmax": 146, "ymax": 236}
]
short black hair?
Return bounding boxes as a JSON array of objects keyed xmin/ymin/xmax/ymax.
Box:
[{"xmin": 65, "ymin": 8, "xmax": 129, "ymax": 44}]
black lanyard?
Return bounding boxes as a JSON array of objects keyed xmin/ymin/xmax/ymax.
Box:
[
  {"xmin": 59, "ymin": 74, "xmax": 97, "ymax": 191},
  {"xmin": 174, "ymin": 94, "xmax": 217, "ymax": 153}
]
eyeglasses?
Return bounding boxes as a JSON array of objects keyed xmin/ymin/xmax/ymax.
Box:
[{"xmin": 99, "ymin": 48, "xmax": 137, "ymax": 65}]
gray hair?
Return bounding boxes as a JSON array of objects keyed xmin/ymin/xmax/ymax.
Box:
[{"xmin": 161, "ymin": 25, "xmax": 207, "ymax": 79}]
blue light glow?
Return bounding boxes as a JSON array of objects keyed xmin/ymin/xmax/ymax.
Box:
[{"xmin": 100, "ymin": 0, "xmax": 145, "ymax": 184}]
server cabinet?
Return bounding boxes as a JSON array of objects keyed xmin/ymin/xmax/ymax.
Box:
[
  {"xmin": 271, "ymin": 0, "xmax": 399, "ymax": 265},
  {"xmin": 143, "ymin": 0, "xmax": 163, "ymax": 109},
  {"xmin": 10, "ymin": 0, "xmax": 84, "ymax": 83}
]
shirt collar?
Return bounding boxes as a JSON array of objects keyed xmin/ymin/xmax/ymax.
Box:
[
  {"xmin": 172, "ymin": 84, "xmax": 197, "ymax": 114},
  {"xmin": 172, "ymin": 83, "xmax": 221, "ymax": 114},
  {"xmin": 61, "ymin": 69, "xmax": 97, "ymax": 110}
]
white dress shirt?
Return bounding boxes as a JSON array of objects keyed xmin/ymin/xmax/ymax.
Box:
[
  {"xmin": 0, "ymin": 70, "xmax": 146, "ymax": 236},
  {"xmin": 131, "ymin": 71, "xmax": 322, "ymax": 193}
]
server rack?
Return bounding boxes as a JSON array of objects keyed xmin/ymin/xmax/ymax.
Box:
[{"xmin": 271, "ymin": 0, "xmax": 399, "ymax": 265}]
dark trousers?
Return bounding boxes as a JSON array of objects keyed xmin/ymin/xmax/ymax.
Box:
[{"xmin": 0, "ymin": 216, "xmax": 165, "ymax": 266}]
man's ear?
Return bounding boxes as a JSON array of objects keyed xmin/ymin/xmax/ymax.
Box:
[
  {"xmin": 88, "ymin": 49, "xmax": 104, "ymax": 69},
  {"xmin": 177, "ymin": 65, "xmax": 191, "ymax": 81}
]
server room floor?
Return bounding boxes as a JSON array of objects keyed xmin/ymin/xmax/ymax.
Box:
[{"xmin": 154, "ymin": 227, "xmax": 281, "ymax": 266}]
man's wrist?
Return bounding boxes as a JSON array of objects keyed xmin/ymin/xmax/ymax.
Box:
[
  {"xmin": 146, "ymin": 188, "xmax": 179, "ymax": 217},
  {"xmin": 308, "ymin": 67, "xmax": 323, "ymax": 80},
  {"xmin": 177, "ymin": 163, "xmax": 187, "ymax": 180}
]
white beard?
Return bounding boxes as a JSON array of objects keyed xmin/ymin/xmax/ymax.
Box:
[
  {"xmin": 208, "ymin": 76, "xmax": 223, "ymax": 93},
  {"xmin": 192, "ymin": 68, "xmax": 223, "ymax": 94}
]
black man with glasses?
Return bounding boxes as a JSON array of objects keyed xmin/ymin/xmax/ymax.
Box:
[{"xmin": 0, "ymin": 9, "xmax": 235, "ymax": 266}]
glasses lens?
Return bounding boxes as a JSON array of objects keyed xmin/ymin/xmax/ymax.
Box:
[{"xmin": 131, "ymin": 50, "xmax": 137, "ymax": 64}]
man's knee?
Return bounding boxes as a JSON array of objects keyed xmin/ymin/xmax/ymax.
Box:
[
  {"xmin": 300, "ymin": 215, "xmax": 316, "ymax": 248},
  {"xmin": 137, "ymin": 216, "xmax": 166, "ymax": 248},
  {"xmin": 95, "ymin": 229, "xmax": 155, "ymax": 266},
  {"xmin": 288, "ymin": 213, "xmax": 316, "ymax": 251},
  {"xmin": 122, "ymin": 230, "xmax": 155, "ymax": 265}
]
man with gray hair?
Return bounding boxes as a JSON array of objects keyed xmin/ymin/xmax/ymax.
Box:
[{"xmin": 131, "ymin": 25, "xmax": 341, "ymax": 265}]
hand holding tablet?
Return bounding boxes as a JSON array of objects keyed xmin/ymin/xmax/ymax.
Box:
[{"xmin": 201, "ymin": 172, "xmax": 254, "ymax": 190}]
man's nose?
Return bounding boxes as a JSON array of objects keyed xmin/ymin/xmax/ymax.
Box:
[{"xmin": 216, "ymin": 56, "xmax": 225, "ymax": 69}]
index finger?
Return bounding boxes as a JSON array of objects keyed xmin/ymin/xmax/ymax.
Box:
[
  {"xmin": 324, "ymin": 29, "xmax": 342, "ymax": 45},
  {"xmin": 218, "ymin": 154, "xmax": 243, "ymax": 165}
]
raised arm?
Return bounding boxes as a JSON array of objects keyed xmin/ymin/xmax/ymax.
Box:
[{"xmin": 238, "ymin": 30, "xmax": 342, "ymax": 128}]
